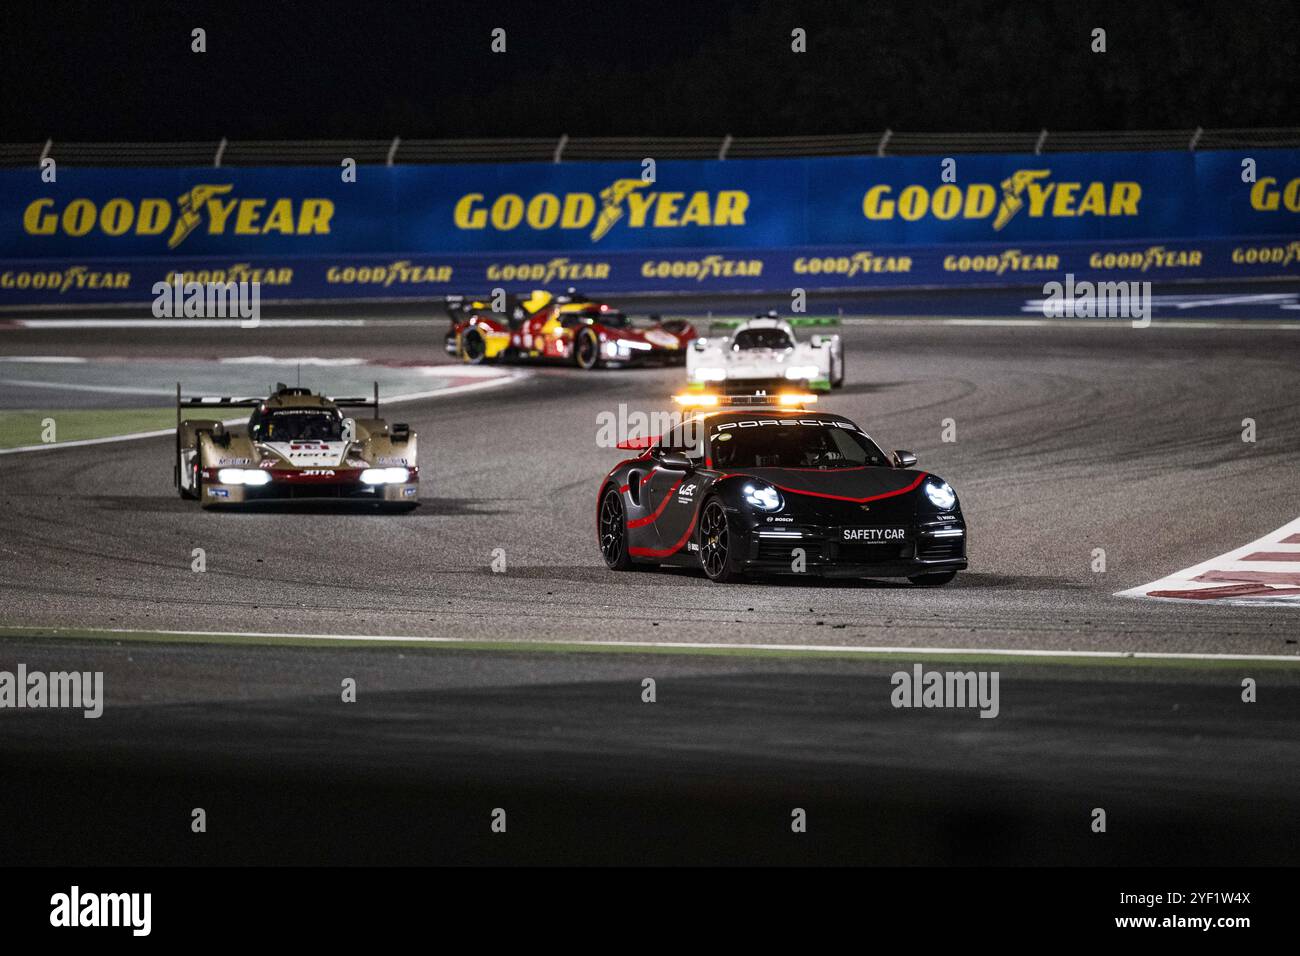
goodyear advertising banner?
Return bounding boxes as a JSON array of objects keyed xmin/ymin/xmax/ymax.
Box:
[{"xmin": 1, "ymin": 150, "xmax": 1298, "ymax": 305}]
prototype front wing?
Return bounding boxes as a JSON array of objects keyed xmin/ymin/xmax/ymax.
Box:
[{"xmin": 201, "ymin": 466, "xmax": 419, "ymax": 506}]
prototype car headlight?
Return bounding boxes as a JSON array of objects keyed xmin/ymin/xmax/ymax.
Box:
[
  {"xmin": 360, "ymin": 467, "xmax": 410, "ymax": 485},
  {"xmin": 743, "ymin": 482, "xmax": 783, "ymax": 512},
  {"xmin": 784, "ymin": 365, "xmax": 820, "ymax": 380},
  {"xmin": 694, "ymin": 366, "xmax": 727, "ymax": 382},
  {"xmin": 216, "ymin": 468, "xmax": 271, "ymax": 486},
  {"xmin": 924, "ymin": 480, "xmax": 957, "ymax": 510}
]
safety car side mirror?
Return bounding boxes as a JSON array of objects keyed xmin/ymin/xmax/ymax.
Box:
[{"xmin": 658, "ymin": 451, "xmax": 694, "ymax": 473}]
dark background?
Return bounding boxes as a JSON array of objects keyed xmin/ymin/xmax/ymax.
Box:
[{"xmin": 1, "ymin": 0, "xmax": 1296, "ymax": 140}]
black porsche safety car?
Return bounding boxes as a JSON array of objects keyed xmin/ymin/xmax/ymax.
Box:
[{"xmin": 596, "ymin": 394, "xmax": 966, "ymax": 584}]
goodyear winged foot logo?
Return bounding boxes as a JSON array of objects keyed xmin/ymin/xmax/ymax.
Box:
[
  {"xmin": 993, "ymin": 169, "xmax": 1052, "ymax": 231},
  {"xmin": 592, "ymin": 179, "xmax": 648, "ymax": 242},
  {"xmin": 169, "ymin": 184, "xmax": 234, "ymax": 249}
]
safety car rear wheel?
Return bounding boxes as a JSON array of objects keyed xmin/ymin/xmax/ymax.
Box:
[{"xmin": 600, "ymin": 487, "xmax": 637, "ymax": 570}]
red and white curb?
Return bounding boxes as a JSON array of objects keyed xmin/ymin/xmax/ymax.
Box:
[{"xmin": 1117, "ymin": 517, "xmax": 1300, "ymax": 606}]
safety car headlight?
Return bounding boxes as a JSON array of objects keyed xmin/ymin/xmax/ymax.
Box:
[
  {"xmin": 217, "ymin": 468, "xmax": 271, "ymax": 486},
  {"xmin": 361, "ymin": 467, "xmax": 410, "ymax": 485},
  {"xmin": 743, "ymin": 482, "xmax": 783, "ymax": 512},
  {"xmin": 924, "ymin": 480, "xmax": 957, "ymax": 509}
]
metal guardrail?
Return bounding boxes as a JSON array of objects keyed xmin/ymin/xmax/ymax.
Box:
[{"xmin": 4, "ymin": 129, "xmax": 1299, "ymax": 167}]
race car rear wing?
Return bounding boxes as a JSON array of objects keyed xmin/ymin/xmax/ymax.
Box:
[
  {"xmin": 443, "ymin": 294, "xmax": 472, "ymax": 320},
  {"xmin": 175, "ymin": 384, "xmax": 263, "ymax": 456},
  {"xmin": 706, "ymin": 315, "xmax": 840, "ymax": 335},
  {"xmin": 443, "ymin": 294, "xmax": 516, "ymax": 321},
  {"xmin": 176, "ymin": 382, "xmax": 381, "ymax": 421},
  {"xmin": 176, "ymin": 383, "xmax": 262, "ymax": 427},
  {"xmin": 331, "ymin": 382, "xmax": 381, "ymax": 417}
]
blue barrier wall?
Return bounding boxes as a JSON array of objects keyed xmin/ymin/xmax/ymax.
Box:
[{"xmin": 1, "ymin": 150, "xmax": 1298, "ymax": 304}]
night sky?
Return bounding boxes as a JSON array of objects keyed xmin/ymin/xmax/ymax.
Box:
[{"xmin": 2, "ymin": 0, "xmax": 1296, "ymax": 141}]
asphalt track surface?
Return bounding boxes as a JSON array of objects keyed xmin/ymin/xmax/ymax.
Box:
[
  {"xmin": 2, "ymin": 313, "xmax": 1298, "ymax": 652},
  {"xmin": 1, "ymin": 301, "xmax": 1298, "ymax": 864}
]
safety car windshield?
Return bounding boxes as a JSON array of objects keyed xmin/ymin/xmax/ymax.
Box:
[{"xmin": 710, "ymin": 419, "xmax": 890, "ymax": 469}]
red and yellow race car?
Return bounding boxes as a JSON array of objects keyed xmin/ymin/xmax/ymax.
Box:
[{"xmin": 443, "ymin": 289, "xmax": 696, "ymax": 369}]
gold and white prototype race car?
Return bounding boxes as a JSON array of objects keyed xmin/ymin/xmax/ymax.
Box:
[{"xmin": 174, "ymin": 383, "xmax": 419, "ymax": 510}]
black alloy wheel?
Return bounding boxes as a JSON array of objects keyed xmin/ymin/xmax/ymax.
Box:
[
  {"xmin": 699, "ymin": 498, "xmax": 740, "ymax": 582},
  {"xmin": 600, "ymin": 487, "xmax": 634, "ymax": 570}
]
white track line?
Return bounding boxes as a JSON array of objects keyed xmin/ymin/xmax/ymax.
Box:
[
  {"xmin": 12, "ymin": 626, "xmax": 1298, "ymax": 661},
  {"xmin": 0, "ymin": 378, "xmax": 177, "ymax": 396},
  {"xmin": 1117, "ymin": 517, "xmax": 1300, "ymax": 607},
  {"xmin": 6, "ymin": 318, "xmax": 373, "ymax": 329},
  {"xmin": 841, "ymin": 317, "xmax": 1300, "ymax": 330},
  {"xmin": 0, "ymin": 370, "xmax": 525, "ymax": 455},
  {"xmin": 11, "ymin": 316, "xmax": 1300, "ymax": 331}
]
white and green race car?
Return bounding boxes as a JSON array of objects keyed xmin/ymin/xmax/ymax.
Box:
[{"xmin": 685, "ymin": 312, "xmax": 844, "ymax": 394}]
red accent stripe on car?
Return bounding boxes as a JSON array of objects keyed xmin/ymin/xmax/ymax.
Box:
[
  {"xmin": 628, "ymin": 477, "xmax": 683, "ymax": 528},
  {"xmin": 629, "ymin": 511, "xmax": 700, "ymax": 559},
  {"xmin": 749, "ymin": 464, "xmax": 872, "ymax": 473},
  {"xmin": 715, "ymin": 471, "xmax": 926, "ymax": 503}
]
